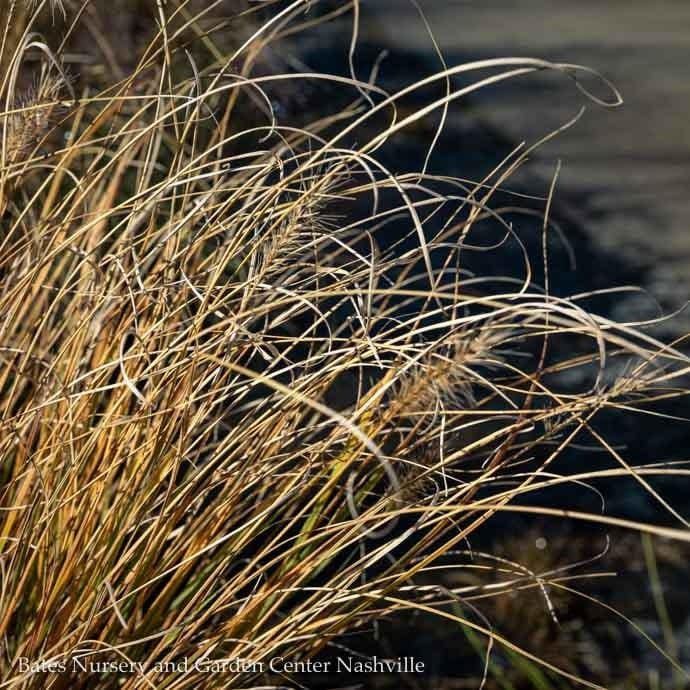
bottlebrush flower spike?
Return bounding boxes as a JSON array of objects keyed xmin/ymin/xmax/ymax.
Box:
[{"xmin": 3, "ymin": 70, "xmax": 68, "ymax": 165}]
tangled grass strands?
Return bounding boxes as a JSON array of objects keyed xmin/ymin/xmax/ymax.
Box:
[{"xmin": 0, "ymin": 1, "xmax": 688, "ymax": 689}]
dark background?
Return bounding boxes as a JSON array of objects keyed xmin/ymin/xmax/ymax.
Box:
[
  {"xmin": 363, "ymin": 0, "xmax": 690, "ymax": 338},
  {"xmin": 300, "ymin": 3, "xmax": 690, "ymax": 687}
]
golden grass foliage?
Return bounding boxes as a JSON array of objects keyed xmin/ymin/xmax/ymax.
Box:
[{"xmin": 0, "ymin": 1, "xmax": 688, "ymax": 688}]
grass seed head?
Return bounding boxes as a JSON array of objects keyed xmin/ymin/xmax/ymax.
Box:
[{"xmin": 3, "ymin": 70, "xmax": 68, "ymax": 165}]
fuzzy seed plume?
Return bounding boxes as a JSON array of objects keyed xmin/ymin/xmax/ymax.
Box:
[{"xmin": 2, "ymin": 71, "xmax": 67, "ymax": 165}]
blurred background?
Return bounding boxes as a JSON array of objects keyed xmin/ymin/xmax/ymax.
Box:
[
  {"xmin": 360, "ymin": 0, "xmax": 690, "ymax": 334},
  {"xmin": 304, "ymin": 3, "xmax": 690, "ymax": 688}
]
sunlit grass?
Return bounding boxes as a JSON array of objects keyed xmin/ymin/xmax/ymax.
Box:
[{"xmin": 0, "ymin": 1, "xmax": 688, "ymax": 688}]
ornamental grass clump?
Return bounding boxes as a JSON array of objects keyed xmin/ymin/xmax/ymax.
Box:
[{"xmin": 0, "ymin": 1, "xmax": 688, "ymax": 689}]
